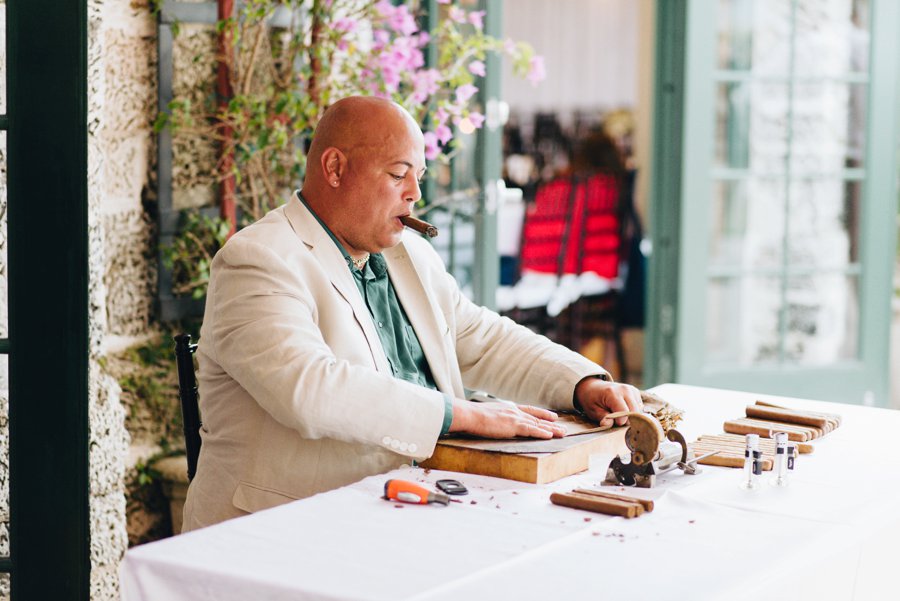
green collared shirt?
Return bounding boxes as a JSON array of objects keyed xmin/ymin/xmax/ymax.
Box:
[{"xmin": 299, "ymin": 194, "xmax": 454, "ymax": 435}]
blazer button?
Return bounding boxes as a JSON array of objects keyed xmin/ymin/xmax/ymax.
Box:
[
  {"xmin": 382, "ymin": 436, "xmax": 392, "ymax": 446},
  {"xmin": 390, "ymin": 439, "xmax": 401, "ymax": 449},
  {"xmin": 408, "ymin": 443, "xmax": 417, "ymax": 454},
  {"xmin": 399, "ymin": 442, "xmax": 409, "ymax": 452}
]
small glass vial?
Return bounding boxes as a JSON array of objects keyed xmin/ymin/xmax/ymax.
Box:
[
  {"xmin": 787, "ymin": 444, "xmax": 797, "ymax": 474},
  {"xmin": 771, "ymin": 432, "xmax": 789, "ymax": 487},
  {"xmin": 739, "ymin": 433, "xmax": 762, "ymax": 490}
]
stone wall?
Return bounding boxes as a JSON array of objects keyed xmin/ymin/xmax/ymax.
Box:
[
  {"xmin": 100, "ymin": 0, "xmax": 158, "ymax": 337},
  {"xmin": 171, "ymin": 24, "xmax": 218, "ymax": 211}
]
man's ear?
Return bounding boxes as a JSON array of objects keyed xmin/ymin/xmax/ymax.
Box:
[{"xmin": 321, "ymin": 147, "xmax": 346, "ymax": 186}]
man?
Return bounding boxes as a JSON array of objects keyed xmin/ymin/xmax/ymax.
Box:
[{"xmin": 182, "ymin": 96, "xmax": 642, "ymax": 531}]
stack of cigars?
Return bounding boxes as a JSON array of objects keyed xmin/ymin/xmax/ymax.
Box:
[
  {"xmin": 550, "ymin": 489, "xmax": 653, "ymax": 518},
  {"xmin": 691, "ymin": 400, "xmax": 841, "ymax": 470}
]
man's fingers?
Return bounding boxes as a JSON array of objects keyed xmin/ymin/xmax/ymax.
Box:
[
  {"xmin": 624, "ymin": 388, "xmax": 643, "ymax": 413},
  {"xmin": 525, "ymin": 423, "xmax": 554, "ymax": 439},
  {"xmin": 517, "ymin": 406, "xmax": 566, "ymax": 439},
  {"xmin": 527, "ymin": 421, "xmax": 566, "ymax": 439},
  {"xmin": 518, "ymin": 405, "xmax": 558, "ymax": 421}
]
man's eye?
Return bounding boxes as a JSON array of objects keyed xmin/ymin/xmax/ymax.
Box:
[{"xmin": 390, "ymin": 174, "xmax": 404, "ymax": 181}]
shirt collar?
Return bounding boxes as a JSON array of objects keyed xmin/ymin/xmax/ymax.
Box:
[{"xmin": 298, "ymin": 191, "xmax": 385, "ymax": 275}]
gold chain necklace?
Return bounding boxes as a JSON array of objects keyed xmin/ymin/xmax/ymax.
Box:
[{"xmin": 350, "ymin": 253, "xmax": 370, "ymax": 270}]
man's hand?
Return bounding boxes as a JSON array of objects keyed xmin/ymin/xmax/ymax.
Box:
[
  {"xmin": 574, "ymin": 378, "xmax": 643, "ymax": 427},
  {"xmin": 448, "ymin": 399, "xmax": 566, "ymax": 439}
]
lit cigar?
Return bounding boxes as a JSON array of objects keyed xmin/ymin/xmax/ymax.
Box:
[{"xmin": 399, "ymin": 215, "xmax": 439, "ymax": 238}]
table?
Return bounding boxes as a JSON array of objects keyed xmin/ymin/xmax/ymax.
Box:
[{"xmin": 120, "ymin": 385, "xmax": 900, "ymax": 601}]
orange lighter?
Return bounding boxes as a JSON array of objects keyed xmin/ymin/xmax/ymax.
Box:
[{"xmin": 383, "ymin": 479, "xmax": 450, "ymax": 506}]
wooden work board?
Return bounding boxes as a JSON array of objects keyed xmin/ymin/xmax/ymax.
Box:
[{"xmin": 420, "ymin": 414, "xmax": 627, "ymax": 484}]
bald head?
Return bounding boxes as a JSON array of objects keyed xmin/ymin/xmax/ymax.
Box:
[{"xmin": 305, "ymin": 96, "xmax": 422, "ymax": 185}]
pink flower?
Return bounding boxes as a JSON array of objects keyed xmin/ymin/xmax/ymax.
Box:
[
  {"xmin": 455, "ymin": 83, "xmax": 479, "ymax": 103},
  {"xmin": 504, "ymin": 38, "xmax": 517, "ymax": 56},
  {"xmin": 445, "ymin": 101, "xmax": 463, "ymax": 116},
  {"xmin": 436, "ymin": 0, "xmax": 451, "ymax": 4},
  {"xmin": 333, "ymin": 17, "xmax": 357, "ymax": 33},
  {"xmin": 435, "ymin": 124, "xmax": 453, "ymax": 145},
  {"xmin": 383, "ymin": 73, "xmax": 401, "ymax": 94},
  {"xmin": 423, "ymin": 131, "xmax": 440, "ymax": 160},
  {"xmin": 434, "ymin": 106, "xmax": 449, "ymax": 126},
  {"xmin": 378, "ymin": 36, "xmax": 425, "ymax": 78},
  {"xmin": 468, "ymin": 60, "xmax": 486, "ymax": 77},
  {"xmin": 412, "ymin": 69, "xmax": 441, "ymax": 103},
  {"xmin": 527, "ymin": 55, "xmax": 546, "ymax": 85},
  {"xmin": 375, "ymin": 0, "xmax": 394, "ymax": 18},
  {"xmin": 417, "ymin": 32, "xmax": 431, "ymax": 47},
  {"xmin": 468, "ymin": 10, "xmax": 486, "ymax": 30},
  {"xmin": 374, "ymin": 29, "xmax": 390, "ymax": 48},
  {"xmin": 448, "ymin": 6, "xmax": 467, "ymax": 24},
  {"xmin": 389, "ymin": 4, "xmax": 419, "ymax": 36},
  {"xmin": 468, "ymin": 111, "xmax": 485, "ymax": 129}
]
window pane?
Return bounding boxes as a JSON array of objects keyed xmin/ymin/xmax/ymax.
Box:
[
  {"xmin": 744, "ymin": 0, "xmax": 793, "ymax": 77},
  {"xmin": 783, "ymin": 273, "xmax": 859, "ymax": 363},
  {"xmin": 790, "ymin": 81, "xmax": 868, "ymax": 172},
  {"xmin": 717, "ymin": 0, "xmax": 754, "ymax": 71},
  {"xmin": 787, "ymin": 179, "xmax": 861, "ymax": 269},
  {"xmin": 706, "ymin": 272, "xmax": 859, "ymax": 367},
  {"xmin": 715, "ymin": 82, "xmax": 790, "ymax": 172},
  {"xmin": 709, "ymin": 178, "xmax": 786, "ymax": 271},
  {"xmin": 793, "ymin": 0, "xmax": 870, "ymax": 77},
  {"xmin": 706, "ymin": 275, "xmax": 783, "ymax": 366}
]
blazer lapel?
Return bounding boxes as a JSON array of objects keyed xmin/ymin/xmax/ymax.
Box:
[
  {"xmin": 283, "ymin": 193, "xmax": 391, "ymax": 374},
  {"xmin": 383, "ymin": 242, "xmax": 456, "ymax": 395}
]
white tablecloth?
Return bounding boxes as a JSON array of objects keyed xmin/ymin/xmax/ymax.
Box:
[{"xmin": 121, "ymin": 385, "xmax": 900, "ymax": 601}]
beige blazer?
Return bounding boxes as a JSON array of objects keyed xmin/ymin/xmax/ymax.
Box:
[{"xmin": 182, "ymin": 193, "xmax": 609, "ymax": 530}]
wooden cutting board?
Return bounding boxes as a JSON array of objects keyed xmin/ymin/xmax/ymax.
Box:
[{"xmin": 420, "ymin": 414, "xmax": 628, "ymax": 484}]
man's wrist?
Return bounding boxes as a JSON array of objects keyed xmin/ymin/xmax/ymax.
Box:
[{"xmin": 573, "ymin": 373, "xmax": 611, "ymax": 413}]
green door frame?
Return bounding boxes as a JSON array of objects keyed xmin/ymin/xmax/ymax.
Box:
[
  {"xmin": 473, "ymin": 0, "xmax": 502, "ymax": 310},
  {"xmin": 647, "ymin": 0, "xmax": 900, "ymax": 405},
  {"xmin": 6, "ymin": 0, "xmax": 92, "ymax": 598},
  {"xmin": 646, "ymin": 0, "xmax": 687, "ymax": 387}
]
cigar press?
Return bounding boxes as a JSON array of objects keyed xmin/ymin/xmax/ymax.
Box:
[{"xmin": 605, "ymin": 413, "xmax": 709, "ymax": 488}]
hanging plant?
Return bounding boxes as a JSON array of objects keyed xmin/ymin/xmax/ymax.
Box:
[{"xmin": 156, "ymin": 0, "xmax": 545, "ymax": 298}]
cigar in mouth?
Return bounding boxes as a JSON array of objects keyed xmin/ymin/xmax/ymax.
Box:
[{"xmin": 399, "ymin": 215, "xmax": 439, "ymax": 238}]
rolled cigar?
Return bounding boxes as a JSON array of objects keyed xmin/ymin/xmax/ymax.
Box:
[
  {"xmin": 695, "ymin": 435, "xmax": 814, "ymax": 454},
  {"xmin": 738, "ymin": 418, "xmax": 821, "ymax": 440},
  {"xmin": 691, "ymin": 442, "xmax": 778, "ymax": 463},
  {"xmin": 692, "ymin": 453, "xmax": 774, "ymax": 471},
  {"xmin": 714, "ymin": 435, "xmax": 813, "ymax": 454},
  {"xmin": 755, "ymin": 400, "xmax": 842, "ymax": 427},
  {"xmin": 572, "ymin": 489, "xmax": 654, "ymax": 512},
  {"xmin": 550, "ymin": 492, "xmax": 642, "ymax": 518},
  {"xmin": 724, "ymin": 419, "xmax": 811, "ymax": 441},
  {"xmin": 746, "ymin": 405, "xmax": 829, "ymax": 429},
  {"xmin": 399, "ymin": 215, "xmax": 439, "ymax": 238}
]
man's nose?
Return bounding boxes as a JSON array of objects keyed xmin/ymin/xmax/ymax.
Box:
[{"xmin": 405, "ymin": 177, "xmax": 421, "ymax": 203}]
